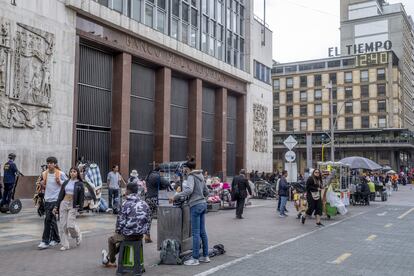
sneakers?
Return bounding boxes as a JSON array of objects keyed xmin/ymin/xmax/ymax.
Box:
[
  {"xmin": 106, "ymin": 208, "xmax": 113, "ymax": 213},
  {"xmin": 102, "ymin": 249, "xmax": 109, "ymax": 265},
  {"xmin": 49, "ymin": 240, "xmax": 58, "ymax": 247},
  {"xmin": 316, "ymin": 222, "xmax": 325, "ymax": 227},
  {"xmin": 144, "ymin": 235, "xmax": 153, "ymax": 243},
  {"xmin": 279, "ymin": 214, "xmax": 287, "ymax": 218},
  {"xmin": 60, "ymin": 246, "xmax": 69, "ymax": 251},
  {"xmin": 76, "ymin": 232, "xmax": 82, "ymax": 246},
  {"xmin": 301, "ymin": 216, "xmax": 306, "ymax": 224},
  {"xmin": 199, "ymin": 256, "xmax": 211, "ymax": 263},
  {"xmin": 184, "ymin": 258, "xmax": 200, "ymax": 266},
  {"xmin": 38, "ymin": 242, "xmax": 49, "ymax": 250}
]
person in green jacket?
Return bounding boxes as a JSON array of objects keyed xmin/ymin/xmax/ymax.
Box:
[{"xmin": 366, "ymin": 177, "xmax": 376, "ymax": 201}]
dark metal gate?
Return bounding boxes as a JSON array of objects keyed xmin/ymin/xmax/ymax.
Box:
[
  {"xmin": 227, "ymin": 95, "xmax": 237, "ymax": 177},
  {"xmin": 202, "ymin": 87, "xmax": 215, "ymax": 174},
  {"xmin": 129, "ymin": 63, "xmax": 155, "ymax": 176},
  {"xmin": 170, "ymin": 77, "xmax": 189, "ymax": 161},
  {"xmin": 76, "ymin": 45, "xmax": 113, "ymax": 177}
]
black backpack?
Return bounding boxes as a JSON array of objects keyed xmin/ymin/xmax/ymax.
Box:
[{"xmin": 159, "ymin": 239, "xmax": 182, "ymax": 265}]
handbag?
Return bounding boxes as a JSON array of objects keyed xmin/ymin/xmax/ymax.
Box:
[{"xmin": 310, "ymin": 191, "xmax": 320, "ymax": 200}]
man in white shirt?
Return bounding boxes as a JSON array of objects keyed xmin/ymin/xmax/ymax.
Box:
[
  {"xmin": 107, "ymin": 165, "xmax": 125, "ymax": 213},
  {"xmin": 38, "ymin": 156, "xmax": 67, "ymax": 249}
]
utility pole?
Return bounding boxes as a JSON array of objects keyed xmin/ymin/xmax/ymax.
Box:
[{"xmin": 327, "ymin": 81, "xmax": 334, "ymax": 162}]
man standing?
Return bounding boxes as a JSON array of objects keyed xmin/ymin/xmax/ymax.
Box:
[
  {"xmin": 231, "ymin": 169, "xmax": 252, "ymax": 219},
  {"xmin": 38, "ymin": 156, "xmax": 67, "ymax": 249},
  {"xmin": 1, "ymin": 153, "xmax": 19, "ymax": 208},
  {"xmin": 101, "ymin": 183, "xmax": 150, "ymax": 267},
  {"xmin": 107, "ymin": 165, "xmax": 125, "ymax": 213},
  {"xmin": 278, "ymin": 170, "xmax": 289, "ymax": 218}
]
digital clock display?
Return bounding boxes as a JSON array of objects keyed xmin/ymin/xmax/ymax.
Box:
[{"xmin": 355, "ymin": 52, "xmax": 389, "ymax": 67}]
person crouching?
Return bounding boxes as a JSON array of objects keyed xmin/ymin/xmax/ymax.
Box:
[
  {"xmin": 101, "ymin": 182, "xmax": 151, "ymax": 267},
  {"xmin": 55, "ymin": 167, "xmax": 85, "ymax": 251}
]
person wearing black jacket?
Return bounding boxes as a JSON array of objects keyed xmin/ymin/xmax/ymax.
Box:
[
  {"xmin": 231, "ymin": 169, "xmax": 252, "ymax": 219},
  {"xmin": 302, "ymin": 169, "xmax": 324, "ymax": 226},
  {"xmin": 55, "ymin": 167, "xmax": 85, "ymax": 251},
  {"xmin": 278, "ymin": 170, "xmax": 289, "ymax": 217}
]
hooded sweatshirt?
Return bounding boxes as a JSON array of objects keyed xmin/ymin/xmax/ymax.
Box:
[{"xmin": 174, "ymin": 170, "xmax": 209, "ymax": 208}]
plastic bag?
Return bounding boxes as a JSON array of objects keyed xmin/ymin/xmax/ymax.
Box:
[{"xmin": 327, "ymin": 191, "xmax": 348, "ymax": 215}]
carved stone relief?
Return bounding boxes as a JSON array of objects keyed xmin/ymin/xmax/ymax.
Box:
[
  {"xmin": 0, "ymin": 18, "xmax": 54, "ymax": 129},
  {"xmin": 252, "ymin": 103, "xmax": 268, "ymax": 153}
]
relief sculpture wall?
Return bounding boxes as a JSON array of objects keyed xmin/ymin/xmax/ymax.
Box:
[
  {"xmin": 0, "ymin": 18, "xmax": 54, "ymax": 129},
  {"xmin": 252, "ymin": 103, "xmax": 268, "ymax": 153}
]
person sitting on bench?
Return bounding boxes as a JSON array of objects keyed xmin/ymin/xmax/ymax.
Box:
[{"xmin": 101, "ymin": 182, "xmax": 151, "ymax": 267}]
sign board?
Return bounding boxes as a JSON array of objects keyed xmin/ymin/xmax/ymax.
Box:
[
  {"xmin": 285, "ymin": 162, "xmax": 298, "ymax": 183},
  {"xmin": 283, "ymin": 135, "xmax": 297, "ymax": 150},
  {"xmin": 306, "ymin": 133, "xmax": 313, "ymax": 169},
  {"xmin": 285, "ymin": 150, "xmax": 296, "ymax": 162}
]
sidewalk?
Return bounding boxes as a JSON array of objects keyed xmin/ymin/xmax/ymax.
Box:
[{"xmin": 2, "ymin": 187, "xmax": 411, "ymax": 276}]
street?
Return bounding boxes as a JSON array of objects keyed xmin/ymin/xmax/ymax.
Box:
[{"xmin": 0, "ymin": 186, "xmax": 413, "ymax": 276}]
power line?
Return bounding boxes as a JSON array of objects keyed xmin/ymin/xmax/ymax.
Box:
[{"xmin": 274, "ymin": 0, "xmax": 339, "ymax": 18}]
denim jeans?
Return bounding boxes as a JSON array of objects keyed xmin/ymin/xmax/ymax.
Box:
[
  {"xmin": 190, "ymin": 202, "xmax": 208, "ymax": 259},
  {"xmin": 108, "ymin": 188, "xmax": 120, "ymax": 210},
  {"xmin": 279, "ymin": 196, "xmax": 288, "ymax": 215}
]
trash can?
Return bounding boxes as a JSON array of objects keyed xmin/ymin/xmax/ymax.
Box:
[{"xmin": 157, "ymin": 204, "xmax": 192, "ymax": 252}]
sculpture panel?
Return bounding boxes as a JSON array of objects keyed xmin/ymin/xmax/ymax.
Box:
[{"xmin": 252, "ymin": 103, "xmax": 269, "ymax": 153}]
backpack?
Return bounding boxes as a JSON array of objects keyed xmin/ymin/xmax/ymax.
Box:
[{"xmin": 159, "ymin": 239, "xmax": 182, "ymax": 265}]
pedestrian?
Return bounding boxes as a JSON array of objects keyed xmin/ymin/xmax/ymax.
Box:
[
  {"xmin": 172, "ymin": 157, "xmax": 210, "ymax": 266},
  {"xmin": 101, "ymin": 182, "xmax": 150, "ymax": 267},
  {"xmin": 38, "ymin": 156, "xmax": 67, "ymax": 249},
  {"xmin": 0, "ymin": 153, "xmax": 19, "ymax": 208},
  {"xmin": 128, "ymin": 169, "xmax": 146, "ymax": 197},
  {"xmin": 107, "ymin": 165, "xmax": 125, "ymax": 214},
  {"xmin": 231, "ymin": 169, "xmax": 252, "ymax": 219},
  {"xmin": 302, "ymin": 169, "xmax": 324, "ymax": 226},
  {"xmin": 55, "ymin": 167, "xmax": 84, "ymax": 251},
  {"xmin": 278, "ymin": 170, "xmax": 289, "ymax": 218}
]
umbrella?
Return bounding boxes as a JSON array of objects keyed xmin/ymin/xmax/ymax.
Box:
[
  {"xmin": 386, "ymin": 170, "xmax": 396, "ymax": 175},
  {"xmin": 339, "ymin": 156, "xmax": 382, "ymax": 170},
  {"xmin": 382, "ymin": 165, "xmax": 392, "ymax": 171}
]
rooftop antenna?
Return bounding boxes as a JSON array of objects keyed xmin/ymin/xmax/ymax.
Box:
[{"xmin": 262, "ymin": 0, "xmax": 266, "ymax": 46}]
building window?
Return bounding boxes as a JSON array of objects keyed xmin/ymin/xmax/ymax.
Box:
[
  {"xmin": 360, "ymin": 70, "xmax": 368, "ymax": 82},
  {"xmin": 378, "ymin": 116, "xmax": 386, "ymax": 128},
  {"xmin": 300, "ymin": 76, "xmax": 307, "ymax": 87},
  {"xmin": 273, "ymin": 92, "xmax": 279, "ymax": 103},
  {"xmin": 274, "ymin": 106, "xmax": 279, "ymax": 117},
  {"xmin": 300, "ymin": 91, "xmax": 307, "ymax": 102},
  {"xmin": 362, "ymin": 116, "xmax": 369, "ymax": 128},
  {"xmin": 300, "ymin": 120, "xmax": 307, "ymax": 131},
  {"xmin": 332, "ymin": 88, "xmax": 337, "ymax": 100},
  {"xmin": 345, "ymin": 72, "xmax": 353, "ymax": 83},
  {"xmin": 286, "ymin": 120, "xmax": 293, "ymax": 131},
  {"xmin": 345, "ymin": 117, "xmax": 353, "ymax": 129},
  {"xmin": 300, "ymin": 105, "xmax": 307, "ymax": 116},
  {"xmin": 286, "ymin": 91, "xmax": 293, "ymax": 103},
  {"xmin": 129, "ymin": 0, "xmax": 141, "ymax": 21},
  {"xmin": 329, "ymin": 73, "xmax": 337, "ymax": 85},
  {"xmin": 253, "ymin": 60, "xmax": 271, "ymax": 84},
  {"xmin": 361, "ymin": 85, "xmax": 369, "ymax": 98},
  {"xmin": 314, "ymin": 74, "xmax": 322, "ymax": 86},
  {"xmin": 361, "ymin": 100, "xmax": 369, "ymax": 113},
  {"xmin": 345, "ymin": 102, "xmax": 353, "ymax": 114},
  {"xmin": 315, "ymin": 118, "xmax": 322, "ymax": 131},
  {"xmin": 314, "ymin": 89, "xmax": 322, "ymax": 100},
  {"xmin": 377, "ymin": 84, "xmax": 386, "ymax": 97},
  {"xmin": 286, "ymin": 105, "xmax": 293, "ymax": 117},
  {"xmin": 333, "ymin": 103, "xmax": 337, "ymax": 115},
  {"xmin": 145, "ymin": 2, "xmax": 154, "ymax": 27},
  {"xmin": 377, "ymin": 68, "xmax": 386, "ymax": 81},
  {"xmin": 345, "ymin": 87, "xmax": 353, "ymax": 99},
  {"xmin": 273, "ymin": 79, "xmax": 280, "ymax": 90},
  {"xmin": 378, "ymin": 100, "xmax": 386, "ymax": 113},
  {"xmin": 274, "ymin": 120, "xmax": 279, "ymax": 131},
  {"xmin": 286, "ymin": 77, "xmax": 293, "ymax": 88},
  {"xmin": 315, "ymin": 104, "xmax": 322, "ymax": 116}
]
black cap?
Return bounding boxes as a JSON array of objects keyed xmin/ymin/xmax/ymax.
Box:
[{"xmin": 8, "ymin": 153, "xmax": 16, "ymax": 160}]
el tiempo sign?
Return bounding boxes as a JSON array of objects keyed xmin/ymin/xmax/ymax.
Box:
[{"xmin": 328, "ymin": 40, "xmax": 392, "ymax": 57}]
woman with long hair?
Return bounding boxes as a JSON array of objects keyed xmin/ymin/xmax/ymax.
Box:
[
  {"xmin": 302, "ymin": 169, "xmax": 324, "ymax": 226},
  {"xmin": 55, "ymin": 167, "xmax": 85, "ymax": 250}
]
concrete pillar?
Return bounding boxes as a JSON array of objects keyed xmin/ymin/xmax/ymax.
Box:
[
  {"xmin": 110, "ymin": 53, "xmax": 132, "ymax": 178},
  {"xmin": 154, "ymin": 67, "xmax": 172, "ymax": 164},
  {"xmin": 71, "ymin": 36, "xmax": 80, "ymax": 166},
  {"xmin": 236, "ymin": 94, "xmax": 246, "ymax": 173},
  {"xmin": 188, "ymin": 78, "xmax": 203, "ymax": 168},
  {"xmin": 215, "ymin": 87, "xmax": 227, "ymax": 179}
]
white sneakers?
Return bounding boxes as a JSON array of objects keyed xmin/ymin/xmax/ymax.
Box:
[
  {"xmin": 101, "ymin": 249, "xmax": 109, "ymax": 265},
  {"xmin": 184, "ymin": 256, "xmax": 211, "ymax": 266},
  {"xmin": 76, "ymin": 232, "xmax": 82, "ymax": 246},
  {"xmin": 38, "ymin": 242, "xmax": 49, "ymax": 249},
  {"xmin": 49, "ymin": 240, "xmax": 58, "ymax": 246}
]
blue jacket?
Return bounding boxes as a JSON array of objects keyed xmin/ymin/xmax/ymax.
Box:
[{"xmin": 3, "ymin": 160, "xmax": 18, "ymax": 184}]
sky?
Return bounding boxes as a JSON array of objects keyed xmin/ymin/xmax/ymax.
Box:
[{"xmin": 254, "ymin": 0, "xmax": 414, "ymax": 63}]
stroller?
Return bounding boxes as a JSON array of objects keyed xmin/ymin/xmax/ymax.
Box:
[{"xmin": 291, "ymin": 182, "xmax": 307, "ymax": 219}]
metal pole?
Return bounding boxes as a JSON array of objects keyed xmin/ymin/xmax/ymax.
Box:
[{"xmin": 329, "ymin": 81, "xmax": 335, "ymax": 162}]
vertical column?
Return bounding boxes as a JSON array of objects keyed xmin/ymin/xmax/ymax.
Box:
[
  {"xmin": 215, "ymin": 87, "xmax": 227, "ymax": 179},
  {"xmin": 154, "ymin": 67, "xmax": 171, "ymax": 164},
  {"xmin": 71, "ymin": 36, "xmax": 80, "ymax": 166},
  {"xmin": 188, "ymin": 78, "xmax": 203, "ymax": 168},
  {"xmin": 111, "ymin": 53, "xmax": 132, "ymax": 178},
  {"xmin": 236, "ymin": 94, "xmax": 246, "ymax": 173}
]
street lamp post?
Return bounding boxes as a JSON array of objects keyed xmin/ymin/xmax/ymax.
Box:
[{"xmin": 327, "ymin": 81, "xmax": 334, "ymax": 162}]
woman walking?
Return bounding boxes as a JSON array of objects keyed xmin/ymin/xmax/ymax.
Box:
[
  {"xmin": 302, "ymin": 169, "xmax": 324, "ymax": 226},
  {"xmin": 55, "ymin": 167, "xmax": 85, "ymax": 251}
]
